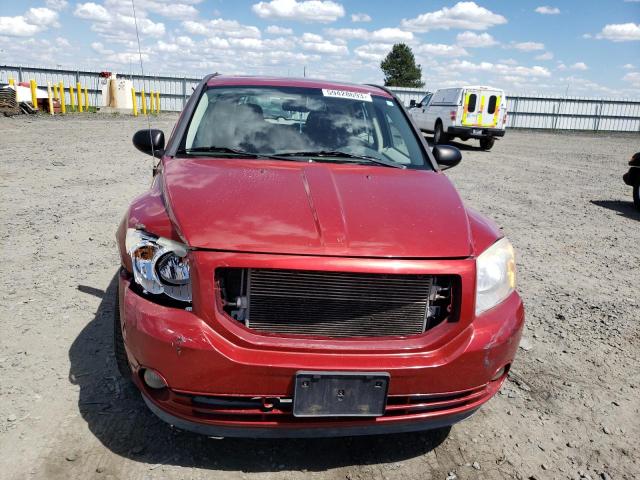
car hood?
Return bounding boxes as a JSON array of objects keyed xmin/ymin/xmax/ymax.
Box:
[{"xmin": 162, "ymin": 158, "xmax": 472, "ymax": 258}]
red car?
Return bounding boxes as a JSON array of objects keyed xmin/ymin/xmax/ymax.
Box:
[{"xmin": 115, "ymin": 75, "xmax": 524, "ymax": 438}]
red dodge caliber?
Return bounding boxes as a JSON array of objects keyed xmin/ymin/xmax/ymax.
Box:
[{"xmin": 115, "ymin": 75, "xmax": 524, "ymax": 438}]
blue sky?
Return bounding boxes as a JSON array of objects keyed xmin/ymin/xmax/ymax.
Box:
[{"xmin": 1, "ymin": 0, "xmax": 639, "ymax": 96}]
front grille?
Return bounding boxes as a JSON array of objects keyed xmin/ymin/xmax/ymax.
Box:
[{"xmin": 217, "ymin": 268, "xmax": 457, "ymax": 338}]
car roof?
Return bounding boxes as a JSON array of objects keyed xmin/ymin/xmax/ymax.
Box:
[{"xmin": 205, "ymin": 75, "xmax": 393, "ymax": 98}]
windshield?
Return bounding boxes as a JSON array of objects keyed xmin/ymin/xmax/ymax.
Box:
[{"xmin": 181, "ymin": 86, "xmax": 430, "ymax": 168}]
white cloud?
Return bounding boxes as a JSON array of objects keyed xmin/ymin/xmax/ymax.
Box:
[
  {"xmin": 535, "ymin": 51, "xmax": 554, "ymax": 60},
  {"xmin": 456, "ymin": 31, "xmax": 497, "ymax": 47},
  {"xmin": 512, "ymin": 41, "xmax": 545, "ymax": 51},
  {"xmin": 623, "ymin": 63, "xmax": 636, "ymax": 70},
  {"xmin": 45, "ymin": 0, "xmax": 68, "ymax": 10},
  {"xmin": 571, "ymin": 62, "xmax": 588, "ymax": 70},
  {"xmin": 176, "ymin": 36, "xmax": 195, "ymax": 48},
  {"xmin": 596, "ymin": 23, "xmax": 640, "ymax": 42},
  {"xmin": 324, "ymin": 27, "xmax": 413, "ymax": 43},
  {"xmin": 354, "ymin": 43, "xmax": 392, "ymax": 62},
  {"xmin": 266, "ymin": 25, "xmax": 293, "ymax": 35},
  {"xmin": 75, "ymin": 3, "xmax": 166, "ymax": 41},
  {"xmin": 156, "ymin": 4, "xmax": 199, "ymax": 20},
  {"xmin": 0, "ymin": 17, "xmax": 41, "ymax": 37},
  {"xmin": 182, "ymin": 19, "xmax": 261, "ymax": 39},
  {"xmin": 623, "ymin": 71, "xmax": 640, "ymax": 87},
  {"xmin": 415, "ymin": 43, "xmax": 469, "ymax": 57},
  {"xmin": 74, "ymin": 2, "xmax": 111, "ymax": 22},
  {"xmin": 351, "ymin": 13, "xmax": 371, "ymax": 23},
  {"xmin": 0, "ymin": 7, "xmax": 59, "ymax": 37},
  {"xmin": 55, "ymin": 36, "xmax": 71, "ymax": 47},
  {"xmin": 107, "ymin": 52, "xmax": 150, "ymax": 64},
  {"xmin": 325, "ymin": 28, "xmax": 368, "ymax": 40},
  {"xmin": 252, "ymin": 0, "xmax": 345, "ymax": 23},
  {"xmin": 535, "ymin": 6, "xmax": 560, "ymax": 15},
  {"xmin": 25, "ymin": 7, "xmax": 60, "ymax": 26},
  {"xmin": 300, "ymin": 32, "xmax": 348, "ymax": 54},
  {"xmin": 448, "ymin": 60, "xmax": 551, "ymax": 78},
  {"xmin": 401, "ymin": 2, "xmax": 507, "ymax": 32},
  {"xmin": 91, "ymin": 41, "xmax": 114, "ymax": 55},
  {"xmin": 371, "ymin": 28, "xmax": 413, "ymax": 42},
  {"xmin": 100, "ymin": 0, "xmax": 200, "ymax": 20},
  {"xmin": 157, "ymin": 40, "xmax": 181, "ymax": 53}
]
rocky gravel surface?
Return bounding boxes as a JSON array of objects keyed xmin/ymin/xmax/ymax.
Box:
[{"xmin": 0, "ymin": 113, "xmax": 638, "ymax": 479}]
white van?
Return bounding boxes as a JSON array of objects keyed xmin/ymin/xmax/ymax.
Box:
[{"xmin": 409, "ymin": 86, "xmax": 507, "ymax": 150}]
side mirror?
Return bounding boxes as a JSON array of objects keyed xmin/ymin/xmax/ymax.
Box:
[
  {"xmin": 409, "ymin": 99, "xmax": 417, "ymax": 108},
  {"xmin": 133, "ymin": 129, "xmax": 165, "ymax": 158},
  {"xmin": 433, "ymin": 145, "xmax": 462, "ymax": 170}
]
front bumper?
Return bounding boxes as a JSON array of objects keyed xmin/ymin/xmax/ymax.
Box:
[
  {"xmin": 119, "ymin": 257, "xmax": 524, "ymax": 437},
  {"xmin": 447, "ymin": 126, "xmax": 506, "ymax": 138}
]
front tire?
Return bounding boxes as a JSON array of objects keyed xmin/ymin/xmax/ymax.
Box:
[
  {"xmin": 633, "ymin": 184, "xmax": 640, "ymax": 211},
  {"xmin": 113, "ymin": 286, "xmax": 132, "ymax": 380},
  {"xmin": 480, "ymin": 137, "xmax": 495, "ymax": 150},
  {"xmin": 434, "ymin": 122, "xmax": 448, "ymax": 145}
]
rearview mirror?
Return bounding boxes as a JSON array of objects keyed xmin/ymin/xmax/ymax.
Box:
[
  {"xmin": 409, "ymin": 99, "xmax": 416, "ymax": 108},
  {"xmin": 133, "ymin": 129, "xmax": 165, "ymax": 158},
  {"xmin": 433, "ymin": 145, "xmax": 462, "ymax": 170}
]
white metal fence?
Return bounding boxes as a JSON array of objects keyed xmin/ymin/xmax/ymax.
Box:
[
  {"xmin": 2, "ymin": 65, "xmax": 639, "ymax": 132},
  {"xmin": 0, "ymin": 65, "xmax": 201, "ymax": 112}
]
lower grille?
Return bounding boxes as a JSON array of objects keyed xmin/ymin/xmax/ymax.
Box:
[
  {"xmin": 152, "ymin": 384, "xmax": 490, "ymax": 424},
  {"xmin": 217, "ymin": 268, "xmax": 457, "ymax": 338}
]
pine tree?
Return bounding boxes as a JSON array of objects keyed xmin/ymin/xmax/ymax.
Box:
[{"xmin": 380, "ymin": 43, "xmax": 424, "ymax": 88}]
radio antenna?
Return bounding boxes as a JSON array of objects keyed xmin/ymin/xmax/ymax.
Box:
[{"xmin": 131, "ymin": 0, "xmax": 155, "ymax": 159}]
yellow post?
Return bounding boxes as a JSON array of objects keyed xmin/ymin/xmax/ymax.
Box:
[
  {"xmin": 59, "ymin": 81, "xmax": 66, "ymax": 114},
  {"xmin": 53, "ymin": 83, "xmax": 59, "ymax": 101},
  {"xmin": 76, "ymin": 81, "xmax": 83, "ymax": 112},
  {"xmin": 155, "ymin": 91, "xmax": 160, "ymax": 114},
  {"xmin": 84, "ymin": 86, "xmax": 89, "ymax": 111},
  {"xmin": 70, "ymin": 85, "xmax": 76, "ymax": 111},
  {"xmin": 8, "ymin": 78, "xmax": 15, "ymax": 87},
  {"xmin": 150, "ymin": 90, "xmax": 155, "ymax": 114},
  {"xmin": 131, "ymin": 87, "xmax": 138, "ymax": 116},
  {"xmin": 30, "ymin": 79, "xmax": 38, "ymax": 110},
  {"xmin": 47, "ymin": 82, "xmax": 54, "ymax": 116},
  {"xmin": 141, "ymin": 88, "xmax": 147, "ymax": 115}
]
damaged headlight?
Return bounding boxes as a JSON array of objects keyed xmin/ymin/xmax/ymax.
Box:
[
  {"xmin": 125, "ymin": 229, "xmax": 192, "ymax": 303},
  {"xmin": 475, "ymin": 237, "xmax": 516, "ymax": 315}
]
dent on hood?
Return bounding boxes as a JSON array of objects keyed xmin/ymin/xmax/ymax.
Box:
[
  {"xmin": 465, "ymin": 206, "xmax": 503, "ymax": 256},
  {"xmin": 123, "ymin": 175, "xmax": 184, "ymax": 242}
]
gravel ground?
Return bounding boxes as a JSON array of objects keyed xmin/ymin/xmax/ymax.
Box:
[{"xmin": 0, "ymin": 113, "xmax": 638, "ymax": 480}]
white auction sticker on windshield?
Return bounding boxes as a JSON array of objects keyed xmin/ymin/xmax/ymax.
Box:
[{"xmin": 322, "ymin": 89, "xmax": 373, "ymax": 102}]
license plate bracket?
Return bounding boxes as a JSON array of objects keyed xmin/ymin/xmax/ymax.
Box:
[
  {"xmin": 472, "ymin": 128, "xmax": 483, "ymax": 135},
  {"xmin": 293, "ymin": 371, "xmax": 389, "ymax": 417}
]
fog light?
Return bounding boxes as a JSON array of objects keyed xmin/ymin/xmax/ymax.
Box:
[
  {"xmin": 491, "ymin": 365, "xmax": 507, "ymax": 381},
  {"xmin": 143, "ymin": 369, "xmax": 168, "ymax": 389}
]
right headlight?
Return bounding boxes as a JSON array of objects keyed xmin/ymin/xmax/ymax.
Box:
[
  {"xmin": 125, "ymin": 229, "xmax": 192, "ymax": 303},
  {"xmin": 475, "ymin": 237, "xmax": 516, "ymax": 315}
]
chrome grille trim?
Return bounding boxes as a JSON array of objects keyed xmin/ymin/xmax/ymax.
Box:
[{"xmin": 246, "ymin": 269, "xmax": 434, "ymax": 337}]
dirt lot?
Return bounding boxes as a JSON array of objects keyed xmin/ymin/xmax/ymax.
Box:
[{"xmin": 0, "ymin": 113, "xmax": 638, "ymax": 480}]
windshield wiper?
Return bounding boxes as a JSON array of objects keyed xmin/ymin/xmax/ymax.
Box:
[
  {"xmin": 272, "ymin": 150, "xmax": 406, "ymax": 169},
  {"xmin": 179, "ymin": 146, "xmax": 307, "ymax": 162},
  {"xmin": 180, "ymin": 146, "xmax": 261, "ymax": 157}
]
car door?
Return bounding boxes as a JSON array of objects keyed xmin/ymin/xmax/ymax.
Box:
[
  {"xmin": 413, "ymin": 94, "xmax": 432, "ymax": 130},
  {"xmin": 425, "ymin": 92, "xmax": 445, "ymax": 132}
]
